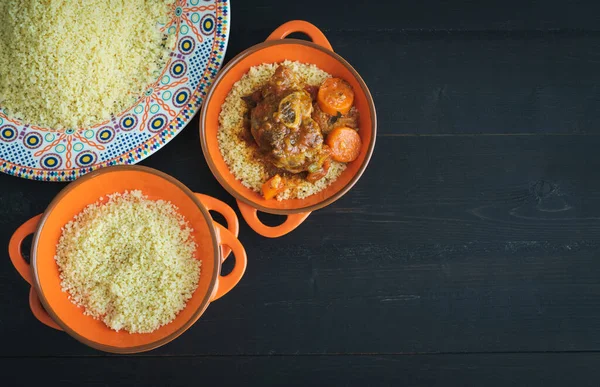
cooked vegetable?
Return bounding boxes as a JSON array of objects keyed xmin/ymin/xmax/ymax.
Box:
[
  {"xmin": 317, "ymin": 78, "xmax": 355, "ymax": 116},
  {"xmin": 326, "ymin": 127, "xmax": 362, "ymax": 163},
  {"xmin": 307, "ymin": 159, "xmax": 331, "ymax": 183},
  {"xmin": 262, "ymin": 174, "xmax": 287, "ymax": 200}
]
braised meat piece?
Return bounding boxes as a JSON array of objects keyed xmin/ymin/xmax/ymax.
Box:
[
  {"xmin": 312, "ymin": 104, "xmax": 359, "ymax": 136},
  {"xmin": 249, "ymin": 65, "xmax": 329, "ymax": 174}
]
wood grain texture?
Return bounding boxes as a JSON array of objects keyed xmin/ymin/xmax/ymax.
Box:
[
  {"xmin": 4, "ymin": 354, "xmax": 600, "ymax": 387},
  {"xmin": 234, "ymin": 0, "xmax": 600, "ymax": 31}
]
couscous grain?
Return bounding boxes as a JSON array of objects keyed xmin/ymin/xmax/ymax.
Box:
[
  {"xmin": 54, "ymin": 190, "xmax": 200, "ymax": 334},
  {"xmin": 0, "ymin": 0, "xmax": 174, "ymax": 129}
]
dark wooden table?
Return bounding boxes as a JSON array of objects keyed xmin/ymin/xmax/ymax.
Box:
[{"xmin": 3, "ymin": 1, "xmax": 600, "ymax": 385}]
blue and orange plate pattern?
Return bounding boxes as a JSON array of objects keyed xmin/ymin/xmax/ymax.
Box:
[{"xmin": 0, "ymin": 0, "xmax": 230, "ymax": 181}]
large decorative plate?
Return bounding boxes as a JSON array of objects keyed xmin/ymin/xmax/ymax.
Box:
[{"xmin": 0, "ymin": 0, "xmax": 230, "ymax": 182}]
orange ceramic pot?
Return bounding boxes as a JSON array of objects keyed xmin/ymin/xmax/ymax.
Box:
[
  {"xmin": 8, "ymin": 165, "xmax": 247, "ymax": 353},
  {"xmin": 200, "ymin": 20, "xmax": 377, "ymax": 238}
]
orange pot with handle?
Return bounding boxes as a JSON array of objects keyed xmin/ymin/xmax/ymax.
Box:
[
  {"xmin": 8, "ymin": 165, "xmax": 247, "ymax": 353},
  {"xmin": 200, "ymin": 20, "xmax": 377, "ymax": 238}
]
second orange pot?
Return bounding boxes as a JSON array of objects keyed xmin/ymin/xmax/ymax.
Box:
[{"xmin": 8, "ymin": 165, "xmax": 247, "ymax": 353}]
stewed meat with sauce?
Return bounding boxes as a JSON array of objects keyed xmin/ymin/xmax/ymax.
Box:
[
  {"xmin": 249, "ymin": 66, "xmax": 329, "ymax": 174},
  {"xmin": 312, "ymin": 103, "xmax": 359, "ymax": 136},
  {"xmin": 218, "ymin": 60, "xmax": 363, "ymax": 201}
]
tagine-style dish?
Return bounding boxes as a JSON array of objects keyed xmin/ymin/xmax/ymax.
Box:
[{"xmin": 218, "ymin": 61, "xmax": 362, "ymax": 200}]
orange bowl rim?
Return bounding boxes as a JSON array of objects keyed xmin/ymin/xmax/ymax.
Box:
[
  {"xmin": 30, "ymin": 165, "xmax": 221, "ymax": 353},
  {"xmin": 199, "ymin": 38, "xmax": 377, "ymax": 215}
]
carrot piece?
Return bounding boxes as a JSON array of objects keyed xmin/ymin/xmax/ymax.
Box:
[
  {"xmin": 326, "ymin": 127, "xmax": 362, "ymax": 163},
  {"xmin": 262, "ymin": 174, "xmax": 286, "ymax": 200},
  {"xmin": 317, "ymin": 78, "xmax": 355, "ymax": 116}
]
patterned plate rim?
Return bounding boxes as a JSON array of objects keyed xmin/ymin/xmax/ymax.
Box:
[{"xmin": 0, "ymin": 0, "xmax": 230, "ymax": 182}]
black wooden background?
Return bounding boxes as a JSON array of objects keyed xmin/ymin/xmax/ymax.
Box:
[{"xmin": 3, "ymin": 1, "xmax": 600, "ymax": 385}]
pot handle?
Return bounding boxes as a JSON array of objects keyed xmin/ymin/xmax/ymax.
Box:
[
  {"xmin": 210, "ymin": 223, "xmax": 247, "ymax": 301},
  {"xmin": 29, "ymin": 288, "xmax": 62, "ymax": 330},
  {"xmin": 266, "ymin": 20, "xmax": 333, "ymax": 52},
  {"xmin": 194, "ymin": 193, "xmax": 239, "ymax": 260},
  {"xmin": 237, "ymin": 200, "xmax": 310, "ymax": 238},
  {"xmin": 8, "ymin": 214, "xmax": 42, "ymax": 285}
]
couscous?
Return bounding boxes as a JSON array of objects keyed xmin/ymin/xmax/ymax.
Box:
[
  {"xmin": 0, "ymin": 0, "xmax": 174, "ymax": 129},
  {"xmin": 54, "ymin": 190, "xmax": 200, "ymax": 334}
]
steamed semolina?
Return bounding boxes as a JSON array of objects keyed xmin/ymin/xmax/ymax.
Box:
[
  {"xmin": 0, "ymin": 0, "xmax": 175, "ymax": 129},
  {"xmin": 217, "ymin": 61, "xmax": 347, "ymax": 200},
  {"xmin": 54, "ymin": 190, "xmax": 200, "ymax": 334}
]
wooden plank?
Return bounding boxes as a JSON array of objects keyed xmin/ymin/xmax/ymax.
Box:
[
  {"xmin": 3, "ymin": 134, "xmax": 600, "ymax": 355},
  {"xmin": 234, "ymin": 0, "xmax": 600, "ymax": 32},
  {"xmin": 5, "ymin": 354, "xmax": 600, "ymax": 387},
  {"xmin": 226, "ymin": 30, "xmax": 600, "ymax": 134}
]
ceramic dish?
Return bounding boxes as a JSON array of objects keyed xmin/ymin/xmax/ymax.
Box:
[
  {"xmin": 8, "ymin": 165, "xmax": 246, "ymax": 353},
  {"xmin": 200, "ymin": 20, "xmax": 376, "ymax": 238},
  {"xmin": 0, "ymin": 0, "xmax": 230, "ymax": 182}
]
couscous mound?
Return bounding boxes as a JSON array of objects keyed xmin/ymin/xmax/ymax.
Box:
[
  {"xmin": 54, "ymin": 190, "xmax": 200, "ymax": 334},
  {"xmin": 0, "ymin": 0, "xmax": 174, "ymax": 129}
]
